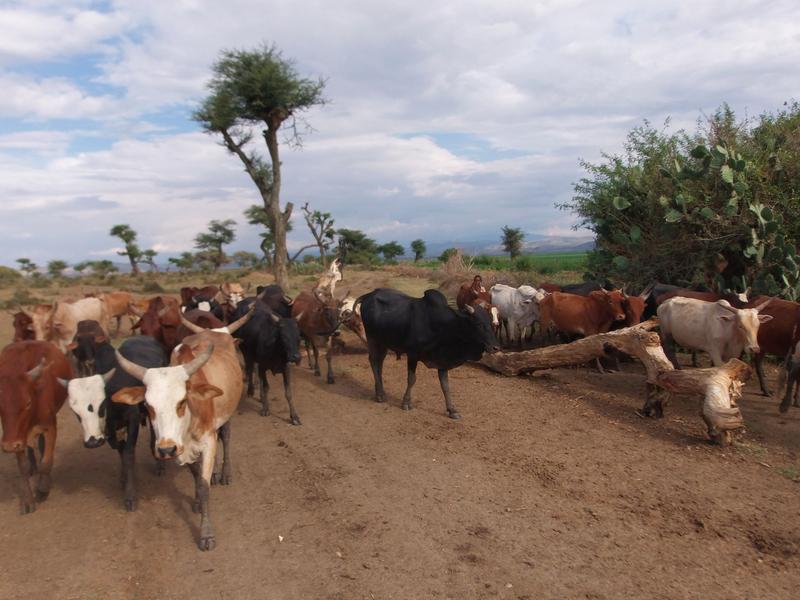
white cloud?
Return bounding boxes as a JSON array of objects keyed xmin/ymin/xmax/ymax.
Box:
[{"xmin": 1, "ymin": 0, "xmax": 799, "ymax": 263}]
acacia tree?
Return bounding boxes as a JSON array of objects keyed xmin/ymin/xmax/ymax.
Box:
[
  {"xmin": 301, "ymin": 202, "xmax": 335, "ymax": 265},
  {"xmin": 47, "ymin": 260, "xmax": 68, "ymax": 278},
  {"xmin": 109, "ymin": 224, "xmax": 142, "ymax": 274},
  {"xmin": 168, "ymin": 252, "xmax": 195, "ymax": 273},
  {"xmin": 194, "ymin": 44, "xmax": 327, "ymax": 289},
  {"xmin": 141, "ymin": 249, "xmax": 159, "ymax": 272},
  {"xmin": 501, "ymin": 226, "xmax": 524, "ymax": 259},
  {"xmin": 244, "ymin": 204, "xmax": 295, "ymax": 266},
  {"xmin": 16, "ymin": 258, "xmax": 38, "ymax": 277},
  {"xmin": 378, "ymin": 241, "xmax": 405, "ymax": 262},
  {"xmin": 195, "ymin": 219, "xmax": 236, "ymax": 271},
  {"xmin": 410, "ymin": 239, "xmax": 426, "ymax": 262}
]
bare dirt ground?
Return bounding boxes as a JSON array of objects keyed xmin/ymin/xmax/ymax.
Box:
[{"xmin": 2, "ymin": 272, "xmax": 800, "ymax": 599}]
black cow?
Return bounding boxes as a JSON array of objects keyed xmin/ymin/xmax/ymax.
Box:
[
  {"xmin": 69, "ymin": 320, "xmax": 109, "ymax": 376},
  {"xmin": 559, "ymin": 281, "xmax": 606, "ymax": 296},
  {"xmin": 62, "ymin": 335, "xmax": 167, "ymax": 511},
  {"xmin": 255, "ymin": 284, "xmax": 293, "ymax": 317},
  {"xmin": 231, "ymin": 296, "xmax": 303, "ymax": 424},
  {"xmin": 357, "ymin": 288, "xmax": 499, "ymax": 419}
]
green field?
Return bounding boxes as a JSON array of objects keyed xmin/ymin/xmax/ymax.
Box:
[{"xmin": 419, "ymin": 251, "xmax": 588, "ymax": 275}]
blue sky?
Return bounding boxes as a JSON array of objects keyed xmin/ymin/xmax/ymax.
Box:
[{"xmin": 0, "ymin": 0, "xmax": 798, "ymax": 266}]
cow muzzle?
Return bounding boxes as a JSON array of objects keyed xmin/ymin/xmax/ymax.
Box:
[
  {"xmin": 157, "ymin": 445, "xmax": 178, "ymax": 459},
  {"xmin": 748, "ymin": 345, "xmax": 760, "ymax": 355},
  {"xmin": 485, "ymin": 344, "xmax": 501, "ymax": 354},
  {"xmin": 84, "ymin": 436, "xmax": 105, "ymax": 449}
]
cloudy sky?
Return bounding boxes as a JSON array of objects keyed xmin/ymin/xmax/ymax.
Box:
[{"xmin": 0, "ymin": 0, "xmax": 797, "ymax": 265}]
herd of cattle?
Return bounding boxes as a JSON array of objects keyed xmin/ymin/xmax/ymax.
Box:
[{"xmin": 2, "ymin": 260, "xmax": 799, "ymax": 551}]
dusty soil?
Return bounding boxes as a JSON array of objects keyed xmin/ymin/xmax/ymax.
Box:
[{"xmin": 2, "ymin": 274, "xmax": 800, "ymax": 599}]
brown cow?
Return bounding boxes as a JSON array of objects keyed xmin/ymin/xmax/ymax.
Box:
[
  {"xmin": 130, "ymin": 296, "xmax": 182, "ymax": 352},
  {"xmin": 11, "ymin": 311, "xmax": 35, "ymax": 342},
  {"xmin": 338, "ymin": 293, "xmax": 367, "ymax": 345},
  {"xmin": 180, "ymin": 285, "xmax": 220, "ymax": 308},
  {"xmin": 98, "ymin": 291, "xmax": 132, "ymax": 336},
  {"xmin": 0, "ymin": 341, "xmax": 72, "ymax": 514},
  {"xmin": 113, "ymin": 330, "xmax": 243, "ymax": 550},
  {"xmin": 539, "ymin": 290, "xmax": 627, "ymax": 372},
  {"xmin": 291, "ymin": 291, "xmax": 340, "ymax": 383}
]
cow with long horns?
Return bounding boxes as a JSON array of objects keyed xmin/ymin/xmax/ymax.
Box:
[{"xmin": 111, "ymin": 329, "xmax": 244, "ymax": 551}]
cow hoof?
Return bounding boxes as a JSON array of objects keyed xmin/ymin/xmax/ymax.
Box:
[
  {"xmin": 259, "ymin": 408, "xmax": 270, "ymax": 417},
  {"xmin": 327, "ymin": 376, "xmax": 335, "ymax": 384},
  {"xmin": 20, "ymin": 501, "xmax": 36, "ymax": 515},
  {"xmin": 401, "ymin": 403, "xmax": 412, "ymax": 411},
  {"xmin": 124, "ymin": 499, "xmax": 137, "ymax": 512},
  {"xmin": 198, "ymin": 535, "xmax": 216, "ymax": 551},
  {"xmin": 779, "ymin": 402, "xmax": 790, "ymax": 414},
  {"xmin": 192, "ymin": 500, "xmax": 201, "ymax": 514},
  {"xmin": 211, "ymin": 472, "xmax": 221, "ymax": 486},
  {"xmin": 34, "ymin": 489, "xmax": 49, "ymax": 502},
  {"xmin": 290, "ymin": 416, "xmax": 302, "ymax": 426},
  {"xmin": 374, "ymin": 396, "xmax": 386, "ymax": 403},
  {"xmin": 448, "ymin": 411, "xmax": 462, "ymax": 420}
]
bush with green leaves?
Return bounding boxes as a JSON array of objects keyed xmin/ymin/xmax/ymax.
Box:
[
  {"xmin": 563, "ymin": 103, "xmax": 800, "ymax": 298},
  {"xmin": 0, "ymin": 266, "xmax": 22, "ymax": 287}
]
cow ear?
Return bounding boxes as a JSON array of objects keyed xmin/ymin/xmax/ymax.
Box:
[
  {"xmin": 187, "ymin": 384, "xmax": 221, "ymax": 431},
  {"xmin": 758, "ymin": 314, "xmax": 773, "ymax": 323},
  {"xmin": 95, "ymin": 335, "xmax": 107, "ymax": 344},
  {"xmin": 112, "ymin": 386, "xmax": 146, "ymax": 405},
  {"xmin": 190, "ymin": 383, "xmax": 223, "ymax": 402},
  {"xmin": 718, "ymin": 315, "xmax": 734, "ymax": 322}
]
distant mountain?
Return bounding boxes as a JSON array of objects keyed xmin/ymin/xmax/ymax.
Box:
[{"xmin": 420, "ymin": 235, "xmax": 595, "ymax": 258}]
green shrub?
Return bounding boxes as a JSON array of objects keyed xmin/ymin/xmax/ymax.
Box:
[{"xmin": 0, "ymin": 266, "xmax": 22, "ymax": 288}]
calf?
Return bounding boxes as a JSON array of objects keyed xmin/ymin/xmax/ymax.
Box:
[
  {"xmin": 0, "ymin": 341, "xmax": 72, "ymax": 514},
  {"xmin": 98, "ymin": 291, "xmax": 132, "ymax": 336},
  {"xmin": 231, "ymin": 297, "xmax": 303, "ymax": 425},
  {"xmin": 658, "ymin": 297, "xmax": 772, "ymax": 368},
  {"xmin": 61, "ymin": 335, "xmax": 167, "ymax": 511},
  {"xmin": 292, "ymin": 290, "xmax": 340, "ymax": 384},
  {"xmin": 113, "ymin": 331, "xmax": 243, "ymax": 550},
  {"xmin": 358, "ymin": 288, "xmax": 499, "ymax": 419}
]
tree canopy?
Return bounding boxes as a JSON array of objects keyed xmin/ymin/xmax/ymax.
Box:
[
  {"xmin": 501, "ymin": 226, "xmax": 524, "ymax": 259},
  {"xmin": 410, "ymin": 239, "xmax": 427, "ymax": 262},
  {"xmin": 563, "ymin": 102, "xmax": 800, "ymax": 298},
  {"xmin": 194, "ymin": 219, "xmax": 237, "ymax": 271},
  {"xmin": 194, "ymin": 43, "xmax": 326, "ymax": 288}
]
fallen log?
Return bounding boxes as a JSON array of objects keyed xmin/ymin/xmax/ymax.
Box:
[{"xmin": 479, "ymin": 319, "xmax": 750, "ymax": 445}]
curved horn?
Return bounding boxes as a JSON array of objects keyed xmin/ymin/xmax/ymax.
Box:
[
  {"xmin": 271, "ymin": 311, "xmax": 281, "ymax": 323},
  {"xmin": 57, "ymin": 377, "xmax": 69, "ymax": 388},
  {"xmin": 293, "ymin": 311, "xmax": 304, "ymax": 322},
  {"xmin": 719, "ymin": 301, "xmax": 739, "ymax": 314},
  {"xmin": 157, "ymin": 305, "xmax": 172, "ymax": 319},
  {"xmin": 639, "ymin": 283, "xmax": 655, "ymax": 299},
  {"xmin": 225, "ymin": 305, "xmax": 255, "ymax": 335},
  {"xmin": 114, "ymin": 350, "xmax": 148, "ymax": 381},
  {"xmin": 180, "ymin": 313, "xmax": 206, "ymax": 334},
  {"xmin": 754, "ymin": 297, "xmax": 773, "ymax": 312},
  {"xmin": 182, "ymin": 343, "xmax": 214, "ymax": 377},
  {"xmin": 26, "ymin": 358, "xmax": 47, "ymax": 382},
  {"xmin": 102, "ymin": 368, "xmax": 116, "ymax": 384},
  {"xmin": 463, "ymin": 304, "xmax": 475, "ymax": 315},
  {"xmin": 284, "ymin": 295, "xmax": 294, "ymax": 306}
]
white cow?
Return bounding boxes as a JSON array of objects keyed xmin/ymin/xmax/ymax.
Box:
[
  {"xmin": 658, "ymin": 297, "xmax": 772, "ymax": 367},
  {"xmin": 490, "ymin": 284, "xmax": 548, "ymax": 346}
]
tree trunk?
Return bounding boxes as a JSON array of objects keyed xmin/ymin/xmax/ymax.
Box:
[
  {"xmin": 264, "ymin": 123, "xmax": 290, "ymax": 290},
  {"xmin": 479, "ymin": 320, "xmax": 750, "ymax": 445},
  {"xmin": 127, "ymin": 255, "xmax": 139, "ymax": 275}
]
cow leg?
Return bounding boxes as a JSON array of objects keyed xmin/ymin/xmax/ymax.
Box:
[
  {"xmin": 35, "ymin": 428, "xmax": 56, "ymax": 503},
  {"xmin": 311, "ymin": 341, "xmax": 321, "ymax": 377},
  {"xmin": 114, "ymin": 315, "xmax": 122, "ymax": 337},
  {"xmin": 401, "ymin": 359, "xmax": 418, "ymax": 411},
  {"xmin": 691, "ymin": 351, "xmax": 699, "ymax": 368},
  {"xmin": 16, "ymin": 451, "xmax": 36, "ymax": 514},
  {"xmin": 282, "ymin": 365, "xmax": 301, "ymax": 426},
  {"xmin": 188, "ymin": 448, "xmax": 216, "ymax": 551},
  {"xmin": 244, "ymin": 355, "xmax": 255, "ymax": 398},
  {"xmin": 120, "ymin": 412, "xmax": 140, "ymax": 511},
  {"xmin": 754, "ymin": 353, "xmax": 771, "ymax": 396},
  {"xmin": 780, "ymin": 361, "xmax": 800, "ymax": 413},
  {"xmin": 258, "ymin": 367, "xmax": 270, "ymax": 417},
  {"xmin": 594, "ymin": 357, "xmax": 606, "ymax": 374},
  {"xmin": 211, "ymin": 421, "xmax": 233, "ymax": 485},
  {"xmin": 662, "ymin": 334, "xmax": 680, "ymax": 369},
  {"xmin": 324, "ymin": 336, "xmax": 335, "ymax": 384},
  {"xmin": 368, "ymin": 341, "xmax": 388, "ymax": 402},
  {"xmin": 438, "ymin": 369, "xmax": 461, "ymax": 419},
  {"xmin": 305, "ymin": 339, "xmax": 314, "ymax": 369}
]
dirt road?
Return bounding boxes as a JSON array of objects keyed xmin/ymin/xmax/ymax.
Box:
[{"xmin": 1, "ymin": 332, "xmax": 800, "ymax": 599}]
